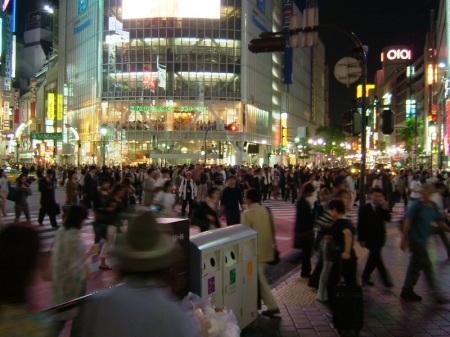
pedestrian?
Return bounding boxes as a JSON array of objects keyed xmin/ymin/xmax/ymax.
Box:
[
  {"xmin": 38, "ymin": 169, "xmax": 58, "ymax": 228},
  {"xmin": 430, "ymin": 182, "xmax": 450, "ymax": 258},
  {"xmin": 294, "ymin": 182, "xmax": 318, "ymax": 278},
  {"xmin": 325, "ymin": 198, "xmax": 358, "ymax": 303},
  {"xmin": 152, "ymin": 180, "xmax": 176, "ymax": 218},
  {"xmin": 261, "ymin": 167, "xmax": 272, "ymax": 201},
  {"xmin": 179, "ymin": 171, "xmax": 197, "ymax": 218},
  {"xmin": 135, "ymin": 167, "xmax": 145, "ymax": 204},
  {"xmin": 83, "ymin": 165, "xmax": 98, "ymax": 209},
  {"xmin": 13, "ymin": 174, "xmax": 32, "ymax": 225},
  {"xmin": 241, "ymin": 188, "xmax": 280, "ymax": 317},
  {"xmin": 143, "ymin": 168, "xmax": 156, "ymax": 207},
  {"xmin": 220, "ymin": 175, "xmax": 244, "ymax": 226},
  {"xmin": 97, "ymin": 182, "xmax": 128, "ymax": 270},
  {"xmin": 51, "ymin": 204, "xmax": 97, "ymax": 335},
  {"xmin": 0, "ymin": 169, "xmax": 8, "ymax": 216},
  {"xmin": 400, "ymin": 183, "xmax": 450, "ymax": 303},
  {"xmin": 191, "ymin": 187, "xmax": 221, "ymax": 232},
  {"xmin": 65, "ymin": 171, "xmax": 79, "ymax": 206},
  {"xmin": 357, "ymin": 188, "xmax": 393, "ymax": 288},
  {"xmin": 71, "ymin": 211, "xmax": 201, "ymax": 337},
  {"xmin": 409, "ymin": 174, "xmax": 422, "ymax": 202},
  {"xmin": 271, "ymin": 170, "xmax": 280, "ymax": 200},
  {"xmin": 0, "ymin": 225, "xmax": 54, "ymax": 336}
]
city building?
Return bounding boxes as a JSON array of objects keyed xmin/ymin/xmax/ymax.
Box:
[{"xmin": 47, "ymin": 0, "xmax": 329, "ymax": 167}]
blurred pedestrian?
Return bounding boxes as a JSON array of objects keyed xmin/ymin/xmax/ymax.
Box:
[
  {"xmin": 14, "ymin": 174, "xmax": 32, "ymax": 225},
  {"xmin": 65, "ymin": 171, "xmax": 79, "ymax": 206},
  {"xmin": 0, "ymin": 225, "xmax": 54, "ymax": 336},
  {"xmin": 152, "ymin": 180, "xmax": 176, "ymax": 218},
  {"xmin": 400, "ymin": 183, "xmax": 450, "ymax": 303},
  {"xmin": 71, "ymin": 211, "xmax": 201, "ymax": 337},
  {"xmin": 0, "ymin": 169, "xmax": 8, "ymax": 216},
  {"xmin": 294, "ymin": 182, "xmax": 318, "ymax": 278},
  {"xmin": 51, "ymin": 204, "xmax": 97, "ymax": 334},
  {"xmin": 241, "ymin": 189, "xmax": 280, "ymax": 317},
  {"xmin": 38, "ymin": 169, "xmax": 58, "ymax": 228},
  {"xmin": 191, "ymin": 187, "xmax": 221, "ymax": 232}
]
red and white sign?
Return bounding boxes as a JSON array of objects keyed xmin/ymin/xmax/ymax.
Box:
[
  {"xmin": 30, "ymin": 78, "xmax": 37, "ymax": 118},
  {"xmin": 13, "ymin": 88, "xmax": 19, "ymax": 123}
]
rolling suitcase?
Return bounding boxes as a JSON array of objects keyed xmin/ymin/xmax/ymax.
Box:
[{"xmin": 332, "ymin": 284, "xmax": 364, "ymax": 336}]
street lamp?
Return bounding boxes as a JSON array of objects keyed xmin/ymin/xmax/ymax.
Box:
[{"xmin": 100, "ymin": 124, "xmax": 107, "ymax": 167}]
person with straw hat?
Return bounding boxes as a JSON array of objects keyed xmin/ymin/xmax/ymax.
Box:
[{"xmin": 72, "ymin": 211, "xmax": 201, "ymax": 337}]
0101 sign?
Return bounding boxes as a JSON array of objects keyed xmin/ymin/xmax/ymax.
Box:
[{"xmin": 381, "ymin": 49, "xmax": 412, "ymax": 62}]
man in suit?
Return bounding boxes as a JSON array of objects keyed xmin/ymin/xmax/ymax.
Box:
[
  {"xmin": 38, "ymin": 169, "xmax": 58, "ymax": 227},
  {"xmin": 357, "ymin": 187, "xmax": 393, "ymax": 287},
  {"xmin": 84, "ymin": 165, "xmax": 98, "ymax": 209}
]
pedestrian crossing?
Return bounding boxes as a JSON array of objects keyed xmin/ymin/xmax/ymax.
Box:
[{"xmin": 2, "ymin": 200, "xmax": 406, "ymax": 254}]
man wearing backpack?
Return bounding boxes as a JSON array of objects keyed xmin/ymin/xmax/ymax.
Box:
[{"xmin": 400, "ymin": 183, "xmax": 450, "ymax": 303}]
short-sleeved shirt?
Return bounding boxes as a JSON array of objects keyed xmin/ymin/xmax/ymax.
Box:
[{"xmin": 405, "ymin": 201, "xmax": 443, "ymax": 245}]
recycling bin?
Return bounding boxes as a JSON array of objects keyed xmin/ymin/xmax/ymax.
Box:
[{"xmin": 189, "ymin": 225, "xmax": 258, "ymax": 329}]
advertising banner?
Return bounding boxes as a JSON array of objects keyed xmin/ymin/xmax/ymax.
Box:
[
  {"xmin": 13, "ymin": 88, "xmax": 19, "ymax": 123},
  {"xmin": 47, "ymin": 93, "xmax": 55, "ymax": 120}
]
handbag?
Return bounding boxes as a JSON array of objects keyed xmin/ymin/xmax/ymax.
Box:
[
  {"xmin": 265, "ymin": 206, "xmax": 281, "ymax": 265},
  {"xmin": 6, "ymin": 181, "xmax": 18, "ymax": 202}
]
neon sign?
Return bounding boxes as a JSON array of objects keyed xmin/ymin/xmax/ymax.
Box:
[{"xmin": 382, "ymin": 49, "xmax": 412, "ymax": 62}]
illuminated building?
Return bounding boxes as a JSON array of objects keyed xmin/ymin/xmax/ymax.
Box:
[
  {"xmin": 373, "ymin": 45, "xmax": 425, "ymax": 167},
  {"xmin": 56, "ymin": 0, "xmax": 328, "ymax": 166}
]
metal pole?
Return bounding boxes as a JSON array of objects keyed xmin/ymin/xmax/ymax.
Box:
[
  {"xmin": 102, "ymin": 137, "xmax": 106, "ymax": 167},
  {"xmin": 359, "ymin": 48, "xmax": 368, "ymax": 206}
]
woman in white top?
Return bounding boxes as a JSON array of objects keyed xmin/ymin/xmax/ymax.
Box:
[
  {"xmin": 152, "ymin": 180, "xmax": 176, "ymax": 218},
  {"xmin": 409, "ymin": 174, "xmax": 422, "ymax": 201}
]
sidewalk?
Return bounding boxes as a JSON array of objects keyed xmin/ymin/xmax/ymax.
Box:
[{"xmin": 242, "ymin": 223, "xmax": 450, "ymax": 337}]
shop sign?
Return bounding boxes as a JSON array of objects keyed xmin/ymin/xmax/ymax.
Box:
[
  {"xmin": 30, "ymin": 132, "xmax": 63, "ymax": 140},
  {"xmin": 129, "ymin": 105, "xmax": 207, "ymax": 113}
]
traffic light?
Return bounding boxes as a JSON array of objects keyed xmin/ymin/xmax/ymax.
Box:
[
  {"xmin": 342, "ymin": 110, "xmax": 362, "ymax": 136},
  {"xmin": 225, "ymin": 123, "xmax": 238, "ymax": 131},
  {"xmin": 248, "ymin": 37, "xmax": 286, "ymax": 53},
  {"xmin": 381, "ymin": 109, "xmax": 394, "ymax": 134}
]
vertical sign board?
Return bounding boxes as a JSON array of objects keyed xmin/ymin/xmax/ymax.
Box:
[
  {"xmin": 57, "ymin": 94, "xmax": 63, "ymax": 120},
  {"xmin": 13, "ymin": 88, "xmax": 19, "ymax": 123},
  {"xmin": 30, "ymin": 78, "xmax": 37, "ymax": 118},
  {"xmin": 3, "ymin": 101, "xmax": 9, "ymax": 130},
  {"xmin": 47, "ymin": 93, "xmax": 55, "ymax": 120},
  {"xmin": 282, "ymin": 0, "xmax": 293, "ymax": 84}
]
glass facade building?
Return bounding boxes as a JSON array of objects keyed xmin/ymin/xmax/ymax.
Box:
[{"xmin": 58, "ymin": 0, "xmax": 328, "ymax": 166}]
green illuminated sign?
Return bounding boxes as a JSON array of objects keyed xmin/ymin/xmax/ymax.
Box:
[
  {"xmin": 129, "ymin": 105, "xmax": 207, "ymax": 113},
  {"xmin": 30, "ymin": 132, "xmax": 63, "ymax": 140}
]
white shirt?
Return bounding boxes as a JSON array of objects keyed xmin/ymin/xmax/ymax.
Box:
[{"xmin": 409, "ymin": 180, "xmax": 422, "ymax": 199}]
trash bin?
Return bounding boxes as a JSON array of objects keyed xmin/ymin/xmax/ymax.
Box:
[{"xmin": 189, "ymin": 225, "xmax": 258, "ymax": 329}]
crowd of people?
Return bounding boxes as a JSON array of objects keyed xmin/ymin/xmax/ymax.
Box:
[{"xmin": 2, "ymin": 161, "xmax": 450, "ymax": 336}]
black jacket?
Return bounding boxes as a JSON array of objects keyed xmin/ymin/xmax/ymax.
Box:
[
  {"xmin": 357, "ymin": 202, "xmax": 391, "ymax": 249},
  {"xmin": 38, "ymin": 177, "xmax": 56, "ymax": 206}
]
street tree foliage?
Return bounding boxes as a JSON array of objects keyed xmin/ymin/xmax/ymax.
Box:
[
  {"xmin": 397, "ymin": 118, "xmax": 424, "ymax": 153},
  {"xmin": 315, "ymin": 125, "xmax": 348, "ymax": 157}
]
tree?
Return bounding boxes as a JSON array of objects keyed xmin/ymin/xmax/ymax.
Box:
[{"xmin": 314, "ymin": 125, "xmax": 348, "ymax": 157}]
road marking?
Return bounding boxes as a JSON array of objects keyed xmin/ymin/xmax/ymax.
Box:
[{"xmin": 276, "ymin": 236, "xmax": 291, "ymax": 241}]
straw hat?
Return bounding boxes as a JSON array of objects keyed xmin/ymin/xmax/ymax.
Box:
[{"xmin": 114, "ymin": 211, "xmax": 177, "ymax": 272}]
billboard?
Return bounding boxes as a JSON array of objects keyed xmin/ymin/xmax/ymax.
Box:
[{"xmin": 122, "ymin": 0, "xmax": 220, "ymax": 19}]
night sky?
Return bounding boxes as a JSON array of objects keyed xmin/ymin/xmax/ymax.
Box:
[
  {"xmin": 319, "ymin": 0, "xmax": 437, "ymax": 125},
  {"xmin": 13, "ymin": 0, "xmax": 436, "ymax": 127}
]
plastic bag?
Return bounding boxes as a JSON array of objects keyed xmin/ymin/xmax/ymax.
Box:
[{"xmin": 182, "ymin": 292, "xmax": 240, "ymax": 337}]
